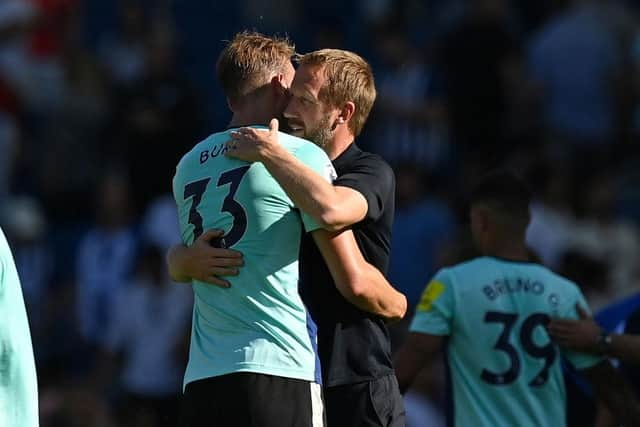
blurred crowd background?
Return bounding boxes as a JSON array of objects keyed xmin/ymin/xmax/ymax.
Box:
[{"xmin": 2, "ymin": 0, "xmax": 640, "ymax": 425}]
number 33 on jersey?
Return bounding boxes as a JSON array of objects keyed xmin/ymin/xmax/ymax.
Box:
[{"xmin": 172, "ymin": 127, "xmax": 335, "ymax": 388}]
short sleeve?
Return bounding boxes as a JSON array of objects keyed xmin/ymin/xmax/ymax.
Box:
[
  {"xmin": 290, "ymin": 140, "xmax": 336, "ymax": 233},
  {"xmin": 409, "ymin": 269, "xmax": 454, "ymax": 336},
  {"xmin": 560, "ymin": 289, "xmax": 604, "ymax": 370},
  {"xmin": 334, "ymin": 155, "xmax": 394, "ymax": 223}
]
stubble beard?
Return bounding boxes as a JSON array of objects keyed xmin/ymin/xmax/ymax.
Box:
[{"xmin": 305, "ymin": 114, "xmax": 334, "ymax": 150}]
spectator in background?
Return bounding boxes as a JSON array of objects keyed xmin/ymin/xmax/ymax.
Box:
[
  {"xmin": 0, "ymin": 0, "xmax": 31, "ymax": 201},
  {"xmin": 75, "ymin": 170, "xmax": 138, "ymax": 349},
  {"xmin": 98, "ymin": 1, "xmax": 148, "ymax": 88},
  {"xmin": 141, "ymin": 194, "xmax": 181, "ymax": 253},
  {"xmin": 99, "ymin": 244, "xmax": 192, "ymax": 427},
  {"xmin": 558, "ymin": 250, "xmax": 611, "ymax": 311},
  {"xmin": 366, "ymin": 22, "xmax": 449, "ymax": 171},
  {"xmin": 109, "ymin": 26, "xmax": 204, "ymax": 214},
  {"xmin": 0, "ymin": 0, "xmax": 77, "ymax": 116},
  {"xmin": 526, "ymin": 161, "xmax": 577, "ymax": 268},
  {"xmin": 568, "ymin": 171, "xmax": 640, "ymax": 302},
  {"xmin": 0, "ymin": 111, "xmax": 19, "ymax": 203},
  {"xmin": 527, "ymin": 0, "xmax": 630, "ymax": 152},
  {"xmin": 437, "ymin": 0, "xmax": 522, "ymax": 166},
  {"xmin": 240, "ymin": 0, "xmax": 300, "ymax": 35},
  {"xmin": 38, "ymin": 50, "xmax": 111, "ymax": 223},
  {"xmin": 388, "ymin": 163, "xmax": 454, "ymax": 311}
]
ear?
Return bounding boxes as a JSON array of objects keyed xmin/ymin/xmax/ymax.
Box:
[
  {"xmin": 270, "ymin": 74, "xmax": 287, "ymax": 95},
  {"xmin": 336, "ymin": 101, "xmax": 356, "ymax": 126}
]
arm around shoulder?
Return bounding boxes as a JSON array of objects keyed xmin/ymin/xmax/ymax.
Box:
[
  {"xmin": 262, "ymin": 142, "xmax": 368, "ymax": 231},
  {"xmin": 229, "ymin": 120, "xmax": 368, "ymax": 231}
]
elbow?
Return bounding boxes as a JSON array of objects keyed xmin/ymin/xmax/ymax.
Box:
[
  {"xmin": 318, "ymin": 207, "xmax": 347, "ymax": 232},
  {"xmin": 393, "ymin": 294, "xmax": 408, "ymax": 322},
  {"xmin": 381, "ymin": 292, "xmax": 408, "ymax": 324},
  {"xmin": 347, "ymin": 277, "xmax": 370, "ymax": 300}
]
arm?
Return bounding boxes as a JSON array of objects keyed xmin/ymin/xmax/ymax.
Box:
[
  {"xmin": 581, "ymin": 360, "xmax": 640, "ymax": 427},
  {"xmin": 166, "ymin": 229, "xmax": 244, "ymax": 288},
  {"xmin": 394, "ymin": 332, "xmax": 444, "ymax": 394},
  {"xmin": 227, "ymin": 119, "xmax": 367, "ymax": 231},
  {"xmin": 548, "ymin": 304, "xmax": 640, "ymax": 365},
  {"xmin": 311, "ymin": 228, "xmax": 407, "ymax": 322}
]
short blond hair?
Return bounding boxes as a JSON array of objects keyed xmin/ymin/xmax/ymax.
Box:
[
  {"xmin": 297, "ymin": 49, "xmax": 376, "ymax": 137},
  {"xmin": 216, "ymin": 31, "xmax": 295, "ymax": 104}
]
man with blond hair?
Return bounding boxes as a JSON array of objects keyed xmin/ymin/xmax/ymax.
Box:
[
  {"xmin": 171, "ymin": 33, "xmax": 406, "ymax": 427},
  {"xmin": 223, "ymin": 48, "xmax": 406, "ymax": 426}
]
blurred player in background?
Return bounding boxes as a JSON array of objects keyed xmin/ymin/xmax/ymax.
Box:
[
  {"xmin": 172, "ymin": 32, "xmax": 404, "ymax": 427},
  {"xmin": 394, "ymin": 170, "xmax": 640, "ymax": 427},
  {"xmin": 0, "ymin": 226, "xmax": 39, "ymax": 427}
]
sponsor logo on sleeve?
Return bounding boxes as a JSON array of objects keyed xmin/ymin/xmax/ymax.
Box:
[{"xmin": 417, "ymin": 280, "xmax": 446, "ymax": 312}]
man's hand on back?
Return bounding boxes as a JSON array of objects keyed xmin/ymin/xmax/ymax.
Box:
[
  {"xmin": 167, "ymin": 229, "xmax": 244, "ymax": 288},
  {"xmin": 226, "ymin": 118, "xmax": 282, "ymax": 162},
  {"xmin": 548, "ymin": 304, "xmax": 602, "ymax": 353}
]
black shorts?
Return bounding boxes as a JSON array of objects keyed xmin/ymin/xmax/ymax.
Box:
[
  {"xmin": 180, "ymin": 372, "xmax": 325, "ymax": 427},
  {"xmin": 324, "ymin": 374, "xmax": 405, "ymax": 427}
]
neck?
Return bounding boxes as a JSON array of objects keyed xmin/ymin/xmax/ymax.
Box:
[
  {"xmin": 228, "ymin": 100, "xmax": 273, "ymax": 128},
  {"xmin": 326, "ymin": 128, "xmax": 355, "ymax": 160},
  {"xmin": 228, "ymin": 113, "xmax": 268, "ymax": 129},
  {"xmin": 485, "ymin": 242, "xmax": 530, "ymax": 262}
]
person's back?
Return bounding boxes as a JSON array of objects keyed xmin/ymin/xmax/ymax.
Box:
[
  {"xmin": 528, "ymin": 4, "xmax": 620, "ymax": 140},
  {"xmin": 0, "ymin": 226, "xmax": 38, "ymax": 427},
  {"xmin": 173, "ymin": 128, "xmax": 331, "ymax": 387},
  {"xmin": 411, "ymin": 256, "xmax": 600, "ymax": 427}
]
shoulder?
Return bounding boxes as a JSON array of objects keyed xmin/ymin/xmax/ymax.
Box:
[
  {"xmin": 437, "ymin": 258, "xmax": 495, "ymax": 289},
  {"xmin": 337, "ymin": 147, "xmax": 395, "ymax": 193},
  {"xmin": 430, "ymin": 266, "xmax": 456, "ymax": 288},
  {"xmin": 539, "ymin": 265, "xmax": 580, "ymax": 292},
  {"xmin": 279, "ymin": 132, "xmax": 328, "ymax": 158},
  {"xmin": 446, "ymin": 257, "xmax": 484, "ymax": 277},
  {"xmin": 177, "ymin": 132, "xmax": 223, "ymax": 165},
  {"xmin": 351, "ymin": 148, "xmax": 394, "ymax": 177}
]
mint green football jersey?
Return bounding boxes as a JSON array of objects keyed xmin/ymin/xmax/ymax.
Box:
[
  {"xmin": 410, "ymin": 256, "xmax": 602, "ymax": 427},
  {"xmin": 173, "ymin": 128, "xmax": 334, "ymax": 388},
  {"xmin": 0, "ymin": 227, "xmax": 38, "ymax": 427}
]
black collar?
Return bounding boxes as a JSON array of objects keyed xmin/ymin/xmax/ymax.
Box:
[{"xmin": 332, "ymin": 143, "xmax": 360, "ymax": 169}]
